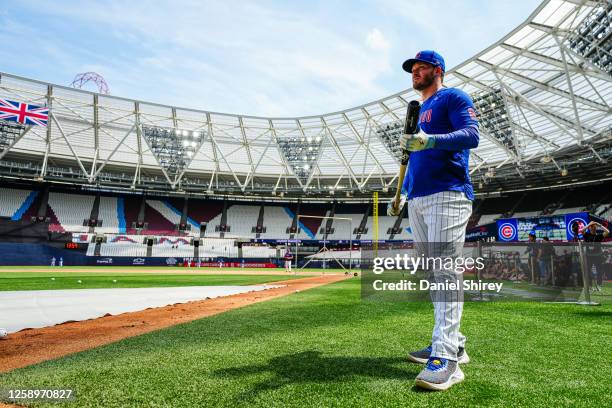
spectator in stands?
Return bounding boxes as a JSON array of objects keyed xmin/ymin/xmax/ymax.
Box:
[
  {"xmin": 537, "ymin": 237, "xmax": 554, "ymax": 285},
  {"xmin": 524, "ymin": 233, "xmax": 537, "ymax": 282},
  {"xmin": 580, "ymin": 221, "xmax": 609, "ymax": 291}
]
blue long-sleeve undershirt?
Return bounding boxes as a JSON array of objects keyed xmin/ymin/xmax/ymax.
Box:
[{"xmin": 432, "ymin": 125, "xmax": 479, "ymax": 151}]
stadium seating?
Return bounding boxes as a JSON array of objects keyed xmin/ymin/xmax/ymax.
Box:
[
  {"xmin": 96, "ymin": 196, "xmax": 122, "ymax": 234},
  {"xmin": 186, "ymin": 199, "xmax": 224, "ymax": 224},
  {"xmin": 143, "ymin": 202, "xmax": 176, "ymax": 234},
  {"xmin": 225, "ymin": 205, "xmax": 259, "ymax": 238},
  {"xmin": 146, "ymin": 200, "xmax": 182, "ymax": 225},
  {"xmin": 158, "ymin": 237, "xmax": 191, "ymax": 246},
  {"xmin": 99, "ymin": 243, "xmax": 147, "ymax": 257},
  {"xmin": 360, "ymin": 216, "xmax": 397, "ymax": 240},
  {"xmin": 123, "ymin": 196, "xmax": 142, "ymax": 234},
  {"xmin": 512, "ymin": 211, "xmax": 541, "ymax": 219},
  {"xmin": 1, "ymin": 183, "xmax": 609, "ymax": 243},
  {"xmin": 198, "ymin": 238, "xmax": 238, "ymax": 257},
  {"xmin": 296, "ymin": 204, "xmax": 328, "ymax": 239},
  {"xmin": 392, "ymin": 217, "xmax": 413, "ymax": 240},
  {"xmin": 0, "ymin": 188, "xmax": 33, "ymax": 219},
  {"xmin": 312, "ymin": 210, "xmax": 332, "ymax": 239},
  {"xmin": 324, "ymin": 214, "xmax": 363, "ymax": 240},
  {"xmin": 242, "ymin": 246, "xmax": 277, "ymax": 258},
  {"xmin": 551, "ymin": 207, "xmax": 583, "ymax": 215},
  {"xmin": 107, "ymin": 234, "xmax": 143, "ymax": 244},
  {"xmin": 477, "ymin": 214, "xmax": 501, "ymax": 226},
  {"xmin": 261, "ymin": 206, "xmax": 293, "ymax": 238},
  {"xmin": 47, "ymin": 192, "xmax": 95, "ymax": 233},
  {"xmin": 151, "ymin": 245, "xmax": 194, "ymax": 257}
]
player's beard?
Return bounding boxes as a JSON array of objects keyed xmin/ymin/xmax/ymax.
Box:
[{"xmin": 413, "ymin": 70, "xmax": 435, "ymax": 91}]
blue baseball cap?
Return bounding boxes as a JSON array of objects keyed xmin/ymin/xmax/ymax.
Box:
[{"xmin": 402, "ymin": 50, "xmax": 445, "ymax": 73}]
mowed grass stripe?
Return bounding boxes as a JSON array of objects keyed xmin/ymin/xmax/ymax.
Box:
[
  {"xmin": 0, "ymin": 273, "xmax": 304, "ymax": 291},
  {"xmin": 0, "ymin": 279, "xmax": 610, "ymax": 407}
]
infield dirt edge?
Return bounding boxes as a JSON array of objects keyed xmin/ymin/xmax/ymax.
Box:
[{"xmin": 0, "ymin": 274, "xmax": 350, "ymax": 375}]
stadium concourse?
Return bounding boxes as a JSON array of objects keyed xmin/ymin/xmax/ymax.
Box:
[{"xmin": 0, "ymin": 0, "xmax": 610, "ymax": 406}]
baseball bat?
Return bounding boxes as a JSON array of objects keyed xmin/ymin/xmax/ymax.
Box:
[{"xmin": 392, "ymin": 100, "xmax": 421, "ymax": 210}]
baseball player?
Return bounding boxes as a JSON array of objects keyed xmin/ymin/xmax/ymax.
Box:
[
  {"xmin": 284, "ymin": 249, "xmax": 294, "ymax": 273},
  {"xmin": 388, "ymin": 50, "xmax": 479, "ymax": 390}
]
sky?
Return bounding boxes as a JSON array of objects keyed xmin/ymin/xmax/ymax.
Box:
[{"xmin": 0, "ymin": 0, "xmax": 542, "ymax": 117}]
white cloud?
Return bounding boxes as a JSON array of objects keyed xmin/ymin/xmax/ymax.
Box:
[{"xmin": 366, "ymin": 28, "xmax": 390, "ymax": 51}]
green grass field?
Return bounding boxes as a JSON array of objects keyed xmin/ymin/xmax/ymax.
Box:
[
  {"xmin": 1, "ymin": 278, "xmax": 610, "ymax": 407},
  {"xmin": 0, "ymin": 272, "xmax": 306, "ymax": 291}
]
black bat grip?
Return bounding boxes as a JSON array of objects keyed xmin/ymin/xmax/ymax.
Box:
[{"xmin": 400, "ymin": 100, "xmax": 421, "ymax": 165}]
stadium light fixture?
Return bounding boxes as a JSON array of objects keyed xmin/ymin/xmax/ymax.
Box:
[
  {"xmin": 472, "ymin": 89, "xmax": 518, "ymax": 157},
  {"xmin": 142, "ymin": 125, "xmax": 206, "ymax": 182},
  {"xmin": 276, "ymin": 133, "xmax": 323, "ymax": 182},
  {"xmin": 375, "ymin": 121, "xmax": 404, "ymax": 162}
]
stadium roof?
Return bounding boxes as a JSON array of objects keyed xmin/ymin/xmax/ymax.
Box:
[{"xmin": 0, "ymin": 0, "xmax": 610, "ymax": 197}]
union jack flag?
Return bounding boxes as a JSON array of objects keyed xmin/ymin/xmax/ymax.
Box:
[{"xmin": 0, "ymin": 99, "xmax": 49, "ymax": 127}]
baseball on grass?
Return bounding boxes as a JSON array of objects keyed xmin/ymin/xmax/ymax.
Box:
[
  {"xmin": 113, "ymin": 280, "xmax": 117, "ymax": 283},
  {"xmin": 77, "ymin": 280, "xmax": 82, "ymax": 284},
  {"xmin": 51, "ymin": 277, "xmax": 55, "ymax": 281}
]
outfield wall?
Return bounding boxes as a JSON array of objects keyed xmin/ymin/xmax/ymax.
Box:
[{"xmin": 0, "ymin": 243, "xmax": 279, "ymax": 267}]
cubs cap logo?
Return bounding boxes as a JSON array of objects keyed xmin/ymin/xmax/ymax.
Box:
[{"xmin": 402, "ymin": 50, "xmax": 446, "ymax": 73}]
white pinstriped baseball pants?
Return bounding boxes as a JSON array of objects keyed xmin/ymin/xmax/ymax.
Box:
[{"xmin": 408, "ymin": 190, "xmax": 472, "ymax": 361}]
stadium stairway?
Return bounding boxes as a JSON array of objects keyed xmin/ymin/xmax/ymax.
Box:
[
  {"xmin": 96, "ymin": 196, "xmax": 123, "ymax": 234},
  {"xmin": 354, "ymin": 202, "xmax": 372, "ymax": 240},
  {"xmin": 388, "ymin": 206, "xmax": 407, "ymax": 240},
  {"xmin": 255, "ymin": 204, "xmax": 265, "ymax": 238},
  {"xmin": 219, "ymin": 200, "xmax": 228, "ymax": 238}
]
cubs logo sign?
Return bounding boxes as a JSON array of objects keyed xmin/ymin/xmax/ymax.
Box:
[{"xmin": 498, "ymin": 222, "xmax": 517, "ymax": 241}]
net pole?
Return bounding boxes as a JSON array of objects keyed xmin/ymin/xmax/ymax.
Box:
[
  {"xmin": 373, "ymin": 192, "xmax": 378, "ymax": 257},
  {"xmin": 349, "ymin": 219, "xmax": 352, "ymax": 274}
]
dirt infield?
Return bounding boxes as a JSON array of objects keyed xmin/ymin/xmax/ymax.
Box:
[{"xmin": 0, "ymin": 274, "xmax": 350, "ymax": 374}]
